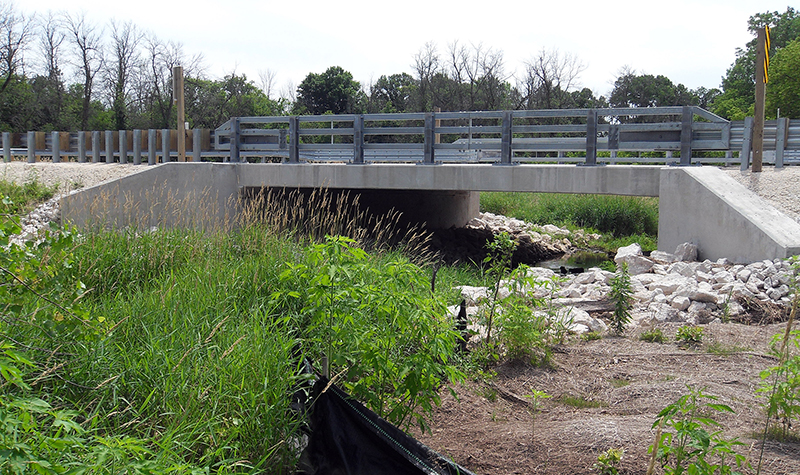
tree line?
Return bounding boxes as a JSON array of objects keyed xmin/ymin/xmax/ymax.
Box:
[{"xmin": 1, "ymin": 3, "xmax": 798, "ymax": 134}]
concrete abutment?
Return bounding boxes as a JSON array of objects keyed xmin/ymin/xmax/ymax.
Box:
[{"xmin": 60, "ymin": 163, "xmax": 800, "ymax": 264}]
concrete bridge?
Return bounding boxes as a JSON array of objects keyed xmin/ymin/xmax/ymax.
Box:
[{"xmin": 61, "ymin": 161, "xmax": 800, "ymax": 264}]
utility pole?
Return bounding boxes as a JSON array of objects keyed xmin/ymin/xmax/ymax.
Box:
[
  {"xmin": 752, "ymin": 26, "xmax": 769, "ymax": 172},
  {"xmin": 173, "ymin": 65, "xmax": 186, "ymax": 161}
]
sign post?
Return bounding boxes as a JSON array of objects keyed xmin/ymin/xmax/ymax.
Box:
[{"xmin": 752, "ymin": 26, "xmax": 770, "ymax": 172}]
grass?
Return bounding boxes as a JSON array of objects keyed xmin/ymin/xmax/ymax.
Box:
[
  {"xmin": 706, "ymin": 342, "xmax": 753, "ymax": 355},
  {"xmin": 2, "ymin": 182, "xmax": 472, "ymax": 473},
  {"xmin": 557, "ymin": 394, "xmax": 609, "ymax": 409},
  {"xmin": 0, "ymin": 177, "xmax": 58, "ymax": 214},
  {"xmin": 640, "ymin": 328, "xmax": 667, "ymax": 343},
  {"xmin": 480, "ymin": 192, "xmax": 659, "ymax": 238},
  {"xmin": 610, "ymin": 378, "xmax": 631, "ymax": 388}
]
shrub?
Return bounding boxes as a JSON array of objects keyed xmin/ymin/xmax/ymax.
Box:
[
  {"xmin": 650, "ymin": 386, "xmax": 748, "ymax": 475},
  {"xmin": 609, "ymin": 263, "xmax": 633, "ymax": 335},
  {"xmin": 676, "ymin": 325, "xmax": 704, "ymax": 345}
]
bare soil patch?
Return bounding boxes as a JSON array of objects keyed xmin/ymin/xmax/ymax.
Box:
[{"xmin": 417, "ymin": 321, "xmax": 800, "ymax": 475}]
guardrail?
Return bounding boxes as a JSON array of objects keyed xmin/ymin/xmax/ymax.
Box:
[
  {"xmin": 4, "ymin": 108, "xmax": 799, "ymax": 167},
  {"xmin": 216, "ymin": 107, "xmax": 729, "ymax": 166},
  {"xmin": 1, "ymin": 128, "xmax": 217, "ymax": 164}
]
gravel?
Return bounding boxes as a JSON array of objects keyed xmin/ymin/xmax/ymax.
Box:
[{"xmin": 721, "ymin": 165, "xmax": 800, "ymax": 222}]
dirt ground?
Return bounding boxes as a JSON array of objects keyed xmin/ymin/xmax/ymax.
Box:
[{"xmin": 416, "ymin": 320, "xmax": 800, "ymax": 475}]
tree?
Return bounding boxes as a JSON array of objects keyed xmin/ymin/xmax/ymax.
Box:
[
  {"xmin": 714, "ymin": 7, "xmax": 800, "ymax": 119},
  {"xmin": 766, "ymin": 38, "xmax": 800, "ymax": 118},
  {"xmin": 369, "ymin": 72, "xmax": 414, "ymax": 113},
  {"xmin": 609, "ymin": 69, "xmax": 696, "ymax": 108},
  {"xmin": 185, "ymin": 73, "xmax": 277, "ymax": 128},
  {"xmin": 0, "ymin": 1, "xmax": 33, "ymax": 96},
  {"xmin": 517, "ymin": 48, "xmax": 586, "ymax": 110},
  {"xmin": 64, "ymin": 12, "xmax": 103, "ymax": 130},
  {"xmin": 296, "ymin": 66, "xmax": 362, "ymax": 115},
  {"xmin": 105, "ymin": 19, "xmax": 142, "ymax": 130}
]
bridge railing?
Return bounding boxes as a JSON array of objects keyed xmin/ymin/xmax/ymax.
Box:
[
  {"xmin": 215, "ymin": 106, "xmax": 740, "ymax": 166},
  {"xmin": 5, "ymin": 109, "xmax": 799, "ymax": 167}
]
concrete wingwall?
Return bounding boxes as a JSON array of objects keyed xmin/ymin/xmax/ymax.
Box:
[
  {"xmin": 658, "ymin": 167, "xmax": 800, "ymax": 263},
  {"xmin": 60, "ymin": 162, "xmax": 800, "ymax": 264}
]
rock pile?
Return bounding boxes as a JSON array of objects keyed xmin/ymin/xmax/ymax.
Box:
[
  {"xmin": 455, "ymin": 241, "xmax": 798, "ymax": 336},
  {"xmin": 9, "ymin": 195, "xmax": 62, "ymax": 246}
]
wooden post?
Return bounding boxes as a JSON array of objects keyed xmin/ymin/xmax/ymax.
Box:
[
  {"xmin": 752, "ymin": 27, "xmax": 767, "ymax": 172},
  {"xmin": 174, "ymin": 66, "xmax": 186, "ymax": 161},
  {"xmin": 288, "ymin": 117, "xmax": 299, "ymax": 163}
]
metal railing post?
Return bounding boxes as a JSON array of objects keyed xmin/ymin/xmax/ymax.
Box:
[
  {"xmin": 775, "ymin": 117, "xmax": 788, "ymax": 169},
  {"xmin": 51, "ymin": 131, "xmax": 60, "ymax": 163},
  {"xmin": 27, "ymin": 131, "xmax": 35, "ymax": 163},
  {"xmin": 148, "ymin": 129, "xmax": 156, "ymax": 165},
  {"xmin": 498, "ymin": 110, "xmax": 513, "ymax": 165},
  {"xmin": 288, "ymin": 116, "xmax": 299, "ymax": 163},
  {"xmin": 740, "ymin": 117, "xmax": 753, "ymax": 171},
  {"xmin": 353, "ymin": 114, "xmax": 364, "ymax": 164},
  {"xmin": 584, "ymin": 109, "xmax": 598, "ymax": 166},
  {"xmin": 105, "ymin": 130, "xmax": 114, "ymax": 163},
  {"xmin": 2, "ymin": 132, "xmax": 9, "ymax": 163},
  {"xmin": 422, "ymin": 112, "xmax": 435, "ymax": 164},
  {"xmin": 119, "ymin": 130, "xmax": 127, "ymax": 164},
  {"xmin": 679, "ymin": 106, "xmax": 693, "ymax": 166},
  {"xmin": 78, "ymin": 132, "xmax": 86, "ymax": 163},
  {"xmin": 91, "ymin": 131, "xmax": 100, "ymax": 163},
  {"xmin": 161, "ymin": 128, "xmax": 170, "ymax": 163},
  {"xmin": 193, "ymin": 129, "xmax": 202, "ymax": 162},
  {"xmin": 230, "ymin": 117, "xmax": 240, "ymax": 163},
  {"xmin": 133, "ymin": 129, "xmax": 142, "ymax": 165}
]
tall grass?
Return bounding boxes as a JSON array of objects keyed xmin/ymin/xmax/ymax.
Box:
[
  {"xmin": 0, "ymin": 178, "xmax": 58, "ymax": 215},
  {"xmin": 3, "ymin": 183, "xmax": 463, "ymax": 473},
  {"xmin": 481, "ymin": 192, "xmax": 659, "ymax": 237}
]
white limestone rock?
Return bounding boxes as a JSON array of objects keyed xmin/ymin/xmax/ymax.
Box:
[
  {"xmin": 614, "ymin": 243, "xmax": 654, "ymax": 275},
  {"xmin": 674, "ymin": 242, "xmax": 698, "ymax": 262}
]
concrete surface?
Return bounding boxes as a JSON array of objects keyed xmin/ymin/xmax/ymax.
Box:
[
  {"xmin": 658, "ymin": 167, "xmax": 800, "ymax": 263},
  {"xmin": 60, "ymin": 162, "xmax": 800, "ymax": 263}
]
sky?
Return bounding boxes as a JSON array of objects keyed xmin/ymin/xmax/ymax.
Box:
[{"xmin": 20, "ymin": 0, "xmax": 793, "ymax": 100}]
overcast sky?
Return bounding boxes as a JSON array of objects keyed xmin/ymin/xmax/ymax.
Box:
[{"xmin": 21, "ymin": 0, "xmax": 791, "ymax": 100}]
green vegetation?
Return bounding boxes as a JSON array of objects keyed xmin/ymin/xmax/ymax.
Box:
[
  {"xmin": 481, "ymin": 192, "xmax": 658, "ymax": 237},
  {"xmin": 480, "ymin": 192, "xmax": 659, "ymax": 254},
  {"xmin": 0, "ymin": 185, "xmax": 464, "ymax": 472},
  {"xmin": 558, "ymin": 394, "xmax": 608, "ymax": 409},
  {"xmin": 640, "ymin": 328, "xmax": 667, "ymax": 344},
  {"xmin": 676, "ymin": 325, "xmax": 705, "ymax": 345},
  {"xmin": 0, "ymin": 178, "xmax": 58, "ymax": 215},
  {"xmin": 609, "ymin": 263, "xmax": 634, "ymax": 335},
  {"xmin": 649, "ymin": 386, "xmax": 748, "ymax": 475},
  {"xmin": 593, "ymin": 448, "xmax": 624, "ymax": 475}
]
